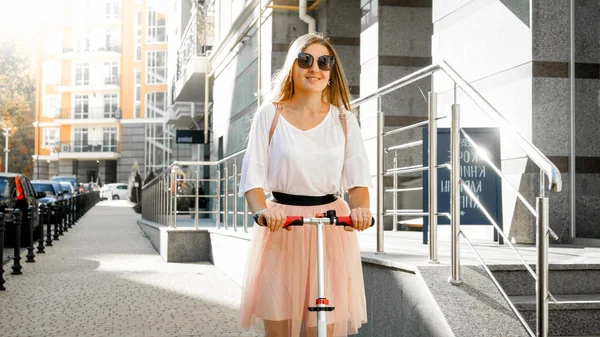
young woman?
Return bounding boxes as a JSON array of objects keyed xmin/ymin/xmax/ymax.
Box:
[{"xmin": 238, "ymin": 33, "xmax": 372, "ymax": 337}]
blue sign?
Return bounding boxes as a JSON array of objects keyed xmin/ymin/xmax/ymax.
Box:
[{"xmin": 422, "ymin": 128, "xmax": 503, "ymax": 244}]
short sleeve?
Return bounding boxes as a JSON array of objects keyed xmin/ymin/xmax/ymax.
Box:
[
  {"xmin": 237, "ymin": 104, "xmax": 276, "ymax": 197},
  {"xmin": 342, "ymin": 110, "xmax": 372, "ymax": 190}
]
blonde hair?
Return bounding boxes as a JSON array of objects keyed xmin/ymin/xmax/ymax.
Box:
[{"xmin": 263, "ymin": 32, "xmax": 353, "ymax": 111}]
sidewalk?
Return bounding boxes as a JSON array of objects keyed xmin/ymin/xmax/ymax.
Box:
[{"xmin": 0, "ymin": 200, "xmax": 264, "ymax": 337}]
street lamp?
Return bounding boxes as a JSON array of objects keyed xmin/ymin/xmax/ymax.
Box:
[
  {"xmin": 50, "ymin": 146, "xmax": 60, "ymax": 175},
  {"xmin": 2, "ymin": 127, "xmax": 11, "ymax": 172}
]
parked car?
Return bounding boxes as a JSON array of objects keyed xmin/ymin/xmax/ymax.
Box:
[
  {"xmin": 58, "ymin": 182, "xmax": 75, "ymax": 200},
  {"xmin": 100, "ymin": 183, "xmax": 129, "ymax": 200},
  {"xmin": 0, "ymin": 173, "xmax": 44, "ymax": 247},
  {"xmin": 51, "ymin": 175, "xmax": 79, "ymax": 193},
  {"xmin": 31, "ymin": 180, "xmax": 65, "ymax": 205}
]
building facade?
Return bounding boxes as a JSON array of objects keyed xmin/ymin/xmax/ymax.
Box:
[
  {"xmin": 33, "ymin": 0, "xmax": 171, "ymax": 184},
  {"xmin": 170, "ymin": 0, "xmax": 600, "ymax": 247}
]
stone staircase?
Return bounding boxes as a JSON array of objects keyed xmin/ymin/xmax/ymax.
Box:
[{"xmin": 491, "ymin": 264, "xmax": 600, "ymax": 336}]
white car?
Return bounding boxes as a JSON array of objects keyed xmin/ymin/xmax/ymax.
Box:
[{"xmin": 100, "ymin": 183, "xmax": 129, "ymax": 200}]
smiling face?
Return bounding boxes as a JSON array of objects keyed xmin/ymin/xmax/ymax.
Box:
[{"xmin": 291, "ymin": 43, "xmax": 332, "ymax": 95}]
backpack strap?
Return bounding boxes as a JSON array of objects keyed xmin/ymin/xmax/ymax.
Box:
[{"xmin": 269, "ymin": 102, "xmax": 282, "ymax": 144}]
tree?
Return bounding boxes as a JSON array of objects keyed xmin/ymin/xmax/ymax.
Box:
[
  {"xmin": 143, "ymin": 171, "xmax": 156, "ymax": 186},
  {"xmin": 0, "ymin": 40, "xmax": 35, "ymax": 176},
  {"xmin": 128, "ymin": 162, "xmax": 142, "ymax": 204}
]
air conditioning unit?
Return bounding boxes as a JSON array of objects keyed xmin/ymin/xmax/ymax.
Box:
[{"xmin": 61, "ymin": 144, "xmax": 71, "ymax": 152}]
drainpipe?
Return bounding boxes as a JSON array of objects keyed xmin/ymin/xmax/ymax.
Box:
[
  {"xmin": 299, "ymin": 0, "xmax": 315, "ymax": 33},
  {"xmin": 205, "ymin": 52, "xmax": 211, "ymax": 145}
]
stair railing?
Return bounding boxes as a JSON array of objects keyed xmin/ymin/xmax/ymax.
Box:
[{"xmin": 351, "ymin": 61, "xmax": 563, "ymax": 337}]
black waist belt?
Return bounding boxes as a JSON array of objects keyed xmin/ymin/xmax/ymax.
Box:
[{"xmin": 272, "ymin": 192, "xmax": 337, "ymax": 206}]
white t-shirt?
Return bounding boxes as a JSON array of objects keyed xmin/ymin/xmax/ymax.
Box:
[{"xmin": 238, "ymin": 103, "xmax": 372, "ymax": 197}]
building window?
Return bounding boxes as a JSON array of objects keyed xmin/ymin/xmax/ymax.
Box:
[
  {"xmin": 103, "ymin": 94, "xmax": 119, "ymax": 118},
  {"xmin": 74, "ymin": 30, "xmax": 92, "ymax": 53},
  {"xmin": 145, "ymin": 92, "xmax": 166, "ymax": 118},
  {"xmin": 134, "ymin": 69, "xmax": 141, "ymax": 118},
  {"xmin": 147, "ymin": 0, "xmax": 167, "ymax": 43},
  {"xmin": 73, "ymin": 128, "xmax": 89, "ymax": 152},
  {"xmin": 43, "ymin": 95, "xmax": 60, "ymax": 117},
  {"xmin": 42, "ymin": 128, "xmax": 60, "ymax": 148},
  {"xmin": 105, "ymin": 29, "xmax": 120, "ymax": 52},
  {"xmin": 105, "ymin": 0, "xmax": 120, "ymax": 19},
  {"xmin": 103, "ymin": 127, "xmax": 118, "ymax": 152},
  {"xmin": 135, "ymin": 11, "xmax": 142, "ymax": 61},
  {"xmin": 74, "ymin": 63, "xmax": 90, "ymax": 86},
  {"xmin": 146, "ymin": 51, "xmax": 166, "ymax": 84},
  {"xmin": 43, "ymin": 31, "xmax": 62, "ymax": 54},
  {"xmin": 74, "ymin": 95, "xmax": 89, "ymax": 119},
  {"xmin": 104, "ymin": 61, "xmax": 119, "ymax": 85},
  {"xmin": 43, "ymin": 61, "xmax": 61, "ymax": 84}
]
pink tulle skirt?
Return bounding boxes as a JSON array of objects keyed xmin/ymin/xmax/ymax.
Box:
[{"xmin": 239, "ymin": 198, "xmax": 367, "ymax": 337}]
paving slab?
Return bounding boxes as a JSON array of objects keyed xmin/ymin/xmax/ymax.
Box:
[{"xmin": 0, "ymin": 200, "xmax": 264, "ymax": 337}]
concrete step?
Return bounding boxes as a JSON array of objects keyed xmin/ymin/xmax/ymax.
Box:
[
  {"xmin": 490, "ymin": 264, "xmax": 600, "ymax": 296},
  {"xmin": 509, "ymin": 294, "xmax": 600, "ymax": 336}
]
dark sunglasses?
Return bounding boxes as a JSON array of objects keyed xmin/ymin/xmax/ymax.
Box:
[{"xmin": 297, "ymin": 52, "xmax": 335, "ymax": 71}]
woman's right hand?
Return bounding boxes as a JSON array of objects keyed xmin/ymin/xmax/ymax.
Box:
[{"xmin": 259, "ymin": 208, "xmax": 291, "ymax": 232}]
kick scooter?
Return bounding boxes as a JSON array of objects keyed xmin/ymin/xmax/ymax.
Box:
[{"xmin": 260, "ymin": 209, "xmax": 375, "ymax": 337}]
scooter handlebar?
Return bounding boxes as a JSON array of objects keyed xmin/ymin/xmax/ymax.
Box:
[{"xmin": 260, "ymin": 216, "xmax": 375, "ymax": 228}]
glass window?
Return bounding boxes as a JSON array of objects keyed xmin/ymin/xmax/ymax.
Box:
[
  {"xmin": 43, "ymin": 95, "xmax": 60, "ymax": 117},
  {"xmin": 74, "ymin": 95, "xmax": 89, "ymax": 119},
  {"xmin": 103, "ymin": 94, "xmax": 118, "ymax": 118},
  {"xmin": 74, "ymin": 30, "xmax": 92, "ymax": 53},
  {"xmin": 42, "ymin": 128, "xmax": 60, "ymax": 147},
  {"xmin": 103, "ymin": 127, "xmax": 118, "ymax": 152},
  {"xmin": 134, "ymin": 69, "xmax": 141, "ymax": 118},
  {"xmin": 146, "ymin": 51, "xmax": 166, "ymax": 83},
  {"xmin": 135, "ymin": 11, "xmax": 142, "ymax": 61},
  {"xmin": 74, "ymin": 128, "xmax": 89, "ymax": 152},
  {"xmin": 43, "ymin": 61, "xmax": 61, "ymax": 84},
  {"xmin": 145, "ymin": 92, "xmax": 166, "ymax": 118},
  {"xmin": 104, "ymin": 61, "xmax": 119, "ymax": 85},
  {"xmin": 74, "ymin": 63, "xmax": 90, "ymax": 86},
  {"xmin": 43, "ymin": 31, "xmax": 62, "ymax": 54},
  {"xmin": 105, "ymin": 29, "xmax": 120, "ymax": 52},
  {"xmin": 105, "ymin": 0, "xmax": 120, "ymax": 19},
  {"xmin": 147, "ymin": 0, "xmax": 167, "ymax": 43}
]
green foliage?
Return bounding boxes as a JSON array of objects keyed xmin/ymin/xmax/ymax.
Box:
[{"xmin": 0, "ymin": 40, "xmax": 35, "ymax": 176}]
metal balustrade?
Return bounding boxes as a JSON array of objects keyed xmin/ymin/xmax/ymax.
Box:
[{"xmin": 140, "ymin": 61, "xmax": 600, "ymax": 337}]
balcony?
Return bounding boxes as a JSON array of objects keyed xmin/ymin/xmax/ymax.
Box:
[
  {"xmin": 47, "ymin": 140, "xmax": 121, "ymax": 161},
  {"xmin": 59, "ymin": 45, "xmax": 121, "ymax": 60},
  {"xmin": 56, "ymin": 75, "xmax": 121, "ymax": 93},
  {"xmin": 165, "ymin": 101, "xmax": 209, "ymax": 128},
  {"xmin": 54, "ymin": 107, "xmax": 121, "ymax": 125},
  {"xmin": 172, "ymin": 12, "xmax": 213, "ymax": 103}
]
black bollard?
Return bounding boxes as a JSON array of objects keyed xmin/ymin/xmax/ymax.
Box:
[
  {"xmin": 60, "ymin": 200, "xmax": 68, "ymax": 233},
  {"xmin": 66, "ymin": 199, "xmax": 72, "ymax": 228},
  {"xmin": 37, "ymin": 204, "xmax": 46, "ymax": 253},
  {"xmin": 52, "ymin": 204, "xmax": 60, "ymax": 241},
  {"xmin": 25, "ymin": 205, "xmax": 35, "ymax": 263},
  {"xmin": 11, "ymin": 208, "xmax": 23, "ymax": 275},
  {"xmin": 0, "ymin": 213, "xmax": 6, "ymax": 290},
  {"xmin": 45, "ymin": 203, "xmax": 53, "ymax": 246}
]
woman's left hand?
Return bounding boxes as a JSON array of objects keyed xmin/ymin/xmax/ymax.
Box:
[{"xmin": 348, "ymin": 207, "xmax": 372, "ymax": 232}]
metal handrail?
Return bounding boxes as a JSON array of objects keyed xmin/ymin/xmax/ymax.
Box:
[{"xmin": 352, "ymin": 61, "xmax": 562, "ymax": 193}]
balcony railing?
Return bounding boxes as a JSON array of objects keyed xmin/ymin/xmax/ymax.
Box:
[
  {"xmin": 57, "ymin": 107, "xmax": 122, "ymax": 120},
  {"xmin": 62, "ymin": 45, "xmax": 121, "ymax": 54},
  {"xmin": 52, "ymin": 140, "xmax": 120, "ymax": 154},
  {"xmin": 176, "ymin": 9, "xmax": 214, "ymax": 81}
]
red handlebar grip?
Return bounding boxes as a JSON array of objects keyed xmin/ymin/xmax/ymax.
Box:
[{"xmin": 283, "ymin": 216, "xmax": 304, "ymax": 227}]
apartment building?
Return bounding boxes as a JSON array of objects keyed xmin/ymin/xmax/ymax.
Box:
[{"xmin": 33, "ymin": 0, "xmax": 171, "ymax": 184}]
